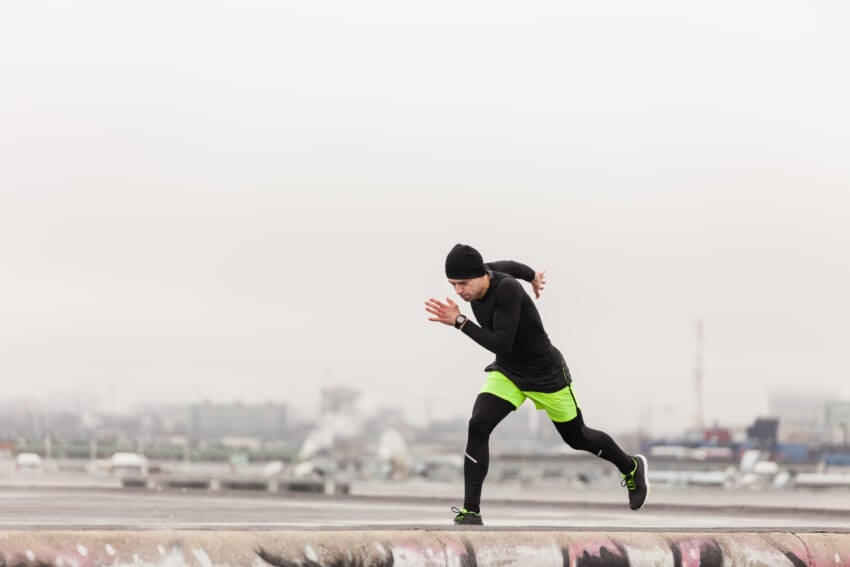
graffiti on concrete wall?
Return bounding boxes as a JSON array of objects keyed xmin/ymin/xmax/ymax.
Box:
[
  {"xmin": 0, "ymin": 532, "xmax": 837, "ymax": 567},
  {"xmin": 255, "ymin": 535, "xmax": 822, "ymax": 567}
]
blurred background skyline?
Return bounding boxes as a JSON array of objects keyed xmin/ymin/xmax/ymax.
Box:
[{"xmin": 1, "ymin": 1, "xmax": 849, "ymax": 438}]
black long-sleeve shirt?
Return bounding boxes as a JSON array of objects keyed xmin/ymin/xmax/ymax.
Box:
[{"xmin": 461, "ymin": 260, "xmax": 570, "ymax": 393}]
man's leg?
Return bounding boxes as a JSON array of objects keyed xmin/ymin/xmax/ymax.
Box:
[
  {"xmin": 553, "ymin": 410, "xmax": 650, "ymax": 510},
  {"xmin": 463, "ymin": 392, "xmax": 516, "ymax": 514},
  {"xmin": 553, "ymin": 410, "xmax": 634, "ymax": 473}
]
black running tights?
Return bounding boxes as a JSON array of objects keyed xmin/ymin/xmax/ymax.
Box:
[{"xmin": 462, "ymin": 392, "xmax": 634, "ymax": 513}]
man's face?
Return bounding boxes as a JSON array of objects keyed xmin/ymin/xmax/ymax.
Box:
[{"xmin": 448, "ymin": 275, "xmax": 488, "ymax": 302}]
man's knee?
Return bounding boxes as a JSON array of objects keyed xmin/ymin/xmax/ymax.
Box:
[
  {"xmin": 554, "ymin": 419, "xmax": 590, "ymax": 450},
  {"xmin": 468, "ymin": 413, "xmax": 495, "ymax": 439},
  {"xmin": 467, "ymin": 393, "xmax": 515, "ymax": 439}
]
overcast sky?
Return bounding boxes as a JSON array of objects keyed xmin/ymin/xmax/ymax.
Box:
[{"xmin": 1, "ymin": 1, "xmax": 848, "ymax": 436}]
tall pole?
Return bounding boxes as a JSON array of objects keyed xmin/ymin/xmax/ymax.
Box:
[{"xmin": 695, "ymin": 320, "xmax": 705, "ymax": 436}]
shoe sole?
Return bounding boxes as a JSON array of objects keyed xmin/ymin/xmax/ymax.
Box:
[{"xmin": 633, "ymin": 454, "xmax": 650, "ymax": 511}]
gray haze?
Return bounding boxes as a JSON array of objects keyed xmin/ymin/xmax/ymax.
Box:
[{"xmin": 1, "ymin": 2, "xmax": 848, "ymax": 436}]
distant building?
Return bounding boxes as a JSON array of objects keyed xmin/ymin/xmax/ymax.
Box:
[
  {"xmin": 825, "ymin": 401, "xmax": 850, "ymax": 447},
  {"xmin": 746, "ymin": 418, "xmax": 779, "ymax": 450},
  {"xmin": 320, "ymin": 387, "xmax": 360, "ymax": 416},
  {"xmin": 188, "ymin": 402, "xmax": 287, "ymax": 441},
  {"xmin": 768, "ymin": 389, "xmax": 837, "ymax": 444}
]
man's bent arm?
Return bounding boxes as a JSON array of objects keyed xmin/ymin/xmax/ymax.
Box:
[{"xmin": 485, "ymin": 260, "xmax": 535, "ymax": 282}]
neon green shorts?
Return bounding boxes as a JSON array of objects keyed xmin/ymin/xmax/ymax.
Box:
[{"xmin": 481, "ymin": 370, "xmax": 579, "ymax": 423}]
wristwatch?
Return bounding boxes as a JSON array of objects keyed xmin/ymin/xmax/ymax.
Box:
[{"xmin": 454, "ymin": 314, "xmax": 468, "ymax": 329}]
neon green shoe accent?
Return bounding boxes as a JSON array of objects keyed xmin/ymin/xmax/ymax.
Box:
[
  {"xmin": 452, "ymin": 506, "xmax": 483, "ymax": 525},
  {"xmin": 621, "ymin": 454, "xmax": 650, "ymax": 511}
]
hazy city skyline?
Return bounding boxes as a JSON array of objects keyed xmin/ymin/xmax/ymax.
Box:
[{"xmin": 2, "ymin": 2, "xmax": 849, "ymax": 437}]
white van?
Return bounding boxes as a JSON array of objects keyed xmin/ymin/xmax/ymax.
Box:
[
  {"xmin": 15, "ymin": 452, "xmax": 43, "ymax": 472},
  {"xmin": 110, "ymin": 452, "xmax": 148, "ymax": 476}
]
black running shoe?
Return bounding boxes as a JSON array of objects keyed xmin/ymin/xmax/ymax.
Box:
[
  {"xmin": 621, "ymin": 454, "xmax": 650, "ymax": 510},
  {"xmin": 451, "ymin": 506, "xmax": 483, "ymax": 525}
]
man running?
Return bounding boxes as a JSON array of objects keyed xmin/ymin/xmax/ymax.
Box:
[{"xmin": 425, "ymin": 243, "xmax": 649, "ymax": 525}]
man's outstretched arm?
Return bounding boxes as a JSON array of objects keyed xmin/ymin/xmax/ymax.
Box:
[{"xmin": 424, "ymin": 280, "xmax": 522, "ymax": 355}]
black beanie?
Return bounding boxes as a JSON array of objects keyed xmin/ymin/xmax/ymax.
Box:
[{"xmin": 445, "ymin": 244, "xmax": 486, "ymax": 279}]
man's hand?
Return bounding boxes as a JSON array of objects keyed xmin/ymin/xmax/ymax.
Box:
[
  {"xmin": 425, "ymin": 297, "xmax": 461, "ymax": 326},
  {"xmin": 531, "ymin": 271, "xmax": 546, "ymax": 299}
]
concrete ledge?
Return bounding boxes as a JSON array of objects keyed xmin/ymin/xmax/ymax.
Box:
[
  {"xmin": 0, "ymin": 529, "xmax": 847, "ymax": 566},
  {"xmin": 118, "ymin": 476, "xmax": 350, "ymax": 495}
]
